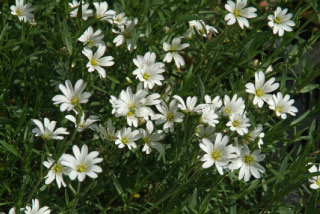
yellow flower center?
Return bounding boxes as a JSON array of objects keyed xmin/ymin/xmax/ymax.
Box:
[
  {"xmin": 70, "ymin": 97, "xmax": 79, "ymax": 105},
  {"xmin": 246, "ymin": 132, "xmax": 253, "ymax": 141},
  {"xmin": 122, "ymin": 137, "xmax": 129, "ymax": 144},
  {"xmin": 232, "ymin": 120, "xmax": 240, "ymax": 128},
  {"xmin": 79, "ymin": 123, "xmax": 86, "ymax": 128},
  {"xmin": 16, "ymin": 9, "xmax": 23, "ymax": 16},
  {"xmin": 76, "ymin": 164, "xmax": 87, "ymax": 172},
  {"xmin": 87, "ymin": 39, "xmax": 94, "ymax": 47},
  {"xmin": 316, "ymin": 179, "xmax": 320, "ymax": 187},
  {"xmin": 225, "ymin": 107, "xmax": 231, "ymax": 115},
  {"xmin": 127, "ymin": 103, "xmax": 136, "ymax": 116},
  {"xmin": 170, "ymin": 46, "xmax": 177, "ymax": 51},
  {"xmin": 53, "ymin": 164, "xmax": 63, "ymax": 173},
  {"xmin": 143, "ymin": 72, "xmax": 151, "ymax": 80},
  {"xmin": 144, "ymin": 137, "xmax": 150, "ymax": 144},
  {"xmin": 91, "ymin": 58, "xmax": 98, "ymax": 66},
  {"xmin": 128, "ymin": 103, "xmax": 136, "ymax": 111},
  {"xmin": 275, "ymin": 106, "xmax": 283, "ymax": 113},
  {"xmin": 211, "ymin": 150, "xmax": 222, "ymax": 160},
  {"xmin": 275, "ymin": 17, "xmax": 282, "ymax": 24},
  {"xmin": 233, "ymin": 9, "xmax": 242, "ymax": 18},
  {"xmin": 243, "ymin": 155, "xmax": 255, "ymax": 165},
  {"xmin": 41, "ymin": 133, "xmax": 51, "ymax": 140},
  {"xmin": 127, "ymin": 111, "xmax": 135, "ymax": 116},
  {"xmin": 166, "ymin": 112, "xmax": 174, "ymax": 121},
  {"xmin": 255, "ymin": 88, "xmax": 264, "ymax": 97},
  {"xmin": 107, "ymin": 134, "xmax": 116, "ymax": 141}
]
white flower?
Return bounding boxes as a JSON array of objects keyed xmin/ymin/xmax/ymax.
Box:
[
  {"xmin": 229, "ymin": 145, "xmax": 266, "ymax": 182},
  {"xmin": 110, "ymin": 87, "xmax": 145, "ymax": 127},
  {"xmin": 112, "ymin": 12, "xmax": 128, "ymax": 26},
  {"xmin": 308, "ymin": 164, "xmax": 320, "ymax": 190},
  {"xmin": 143, "ymin": 89, "xmax": 162, "ymax": 107},
  {"xmin": 78, "ymin": 26, "xmax": 105, "ymax": 48},
  {"xmin": 247, "ymin": 124, "xmax": 265, "ymax": 148},
  {"xmin": 95, "ymin": 119, "xmax": 117, "ymax": 141},
  {"xmin": 5, "ymin": 208, "xmax": 24, "ymax": 214},
  {"xmin": 245, "ymin": 71, "xmax": 279, "ymax": 108},
  {"xmin": 32, "ymin": 118, "xmax": 69, "ymax": 140},
  {"xmin": 110, "ymin": 86, "xmax": 159, "ymax": 127},
  {"xmin": 265, "ymin": 65, "xmax": 273, "ymax": 74},
  {"xmin": 133, "ymin": 52, "xmax": 165, "ymax": 89},
  {"xmin": 226, "ymin": 114, "xmax": 251, "ymax": 136},
  {"xmin": 195, "ymin": 125, "xmax": 216, "ymax": 142},
  {"xmin": 267, "ymin": 92, "xmax": 298, "ymax": 119},
  {"xmin": 82, "ymin": 45, "xmax": 114, "ymax": 79},
  {"xmin": 173, "ymin": 95, "xmax": 203, "ymax": 114},
  {"xmin": 69, "ymin": 0, "xmax": 93, "ymax": 20},
  {"xmin": 221, "ymin": 94, "xmax": 245, "ymax": 116},
  {"xmin": 25, "ymin": 199, "xmax": 50, "ymax": 214},
  {"xmin": 133, "ymin": 51, "xmax": 158, "ymax": 69},
  {"xmin": 10, "ymin": 0, "xmax": 34, "ymax": 23},
  {"xmin": 113, "ymin": 18, "xmax": 141, "ymax": 51},
  {"xmin": 202, "ymin": 95, "xmax": 223, "ymax": 112},
  {"xmin": 115, "ymin": 127, "xmax": 140, "ymax": 150},
  {"xmin": 185, "ymin": 20, "xmax": 218, "ymax": 38},
  {"xmin": 199, "ymin": 134, "xmax": 237, "ymax": 175},
  {"xmin": 153, "ymin": 100, "xmax": 185, "ymax": 133},
  {"xmin": 268, "ymin": 7, "xmax": 295, "ymax": 37},
  {"xmin": 52, "ymin": 79, "xmax": 91, "ymax": 112},
  {"xmin": 200, "ymin": 107, "xmax": 219, "ymax": 128},
  {"xmin": 43, "ymin": 155, "xmax": 68, "ymax": 188},
  {"xmin": 93, "ymin": 2, "xmax": 115, "ymax": 23},
  {"xmin": 224, "ymin": 0, "xmax": 257, "ymax": 29},
  {"xmin": 65, "ymin": 113, "xmax": 99, "ymax": 132},
  {"xmin": 61, "ymin": 144, "xmax": 103, "ymax": 182},
  {"xmin": 163, "ymin": 37, "xmax": 190, "ymax": 68},
  {"xmin": 141, "ymin": 121, "xmax": 165, "ymax": 154}
]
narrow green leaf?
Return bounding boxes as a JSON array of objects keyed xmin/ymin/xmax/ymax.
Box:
[
  {"xmin": 197, "ymin": 75, "xmax": 205, "ymax": 99},
  {"xmin": 269, "ymin": 168, "xmax": 285, "ymax": 181},
  {"xmin": 0, "ymin": 140, "xmax": 20, "ymax": 158},
  {"xmin": 299, "ymin": 84, "xmax": 319, "ymax": 93}
]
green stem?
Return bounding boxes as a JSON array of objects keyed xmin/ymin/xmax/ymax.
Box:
[
  {"xmin": 203, "ymin": 25, "xmax": 227, "ymax": 84},
  {"xmin": 25, "ymin": 146, "xmax": 45, "ymax": 205},
  {"xmin": 71, "ymin": 182, "xmax": 81, "ymax": 214},
  {"xmin": 182, "ymin": 115, "xmax": 189, "ymax": 145}
]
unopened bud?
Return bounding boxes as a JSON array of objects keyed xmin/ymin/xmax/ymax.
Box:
[
  {"xmin": 164, "ymin": 26, "xmax": 170, "ymax": 33},
  {"xmin": 126, "ymin": 77, "xmax": 133, "ymax": 84},
  {"xmin": 133, "ymin": 193, "xmax": 140, "ymax": 199}
]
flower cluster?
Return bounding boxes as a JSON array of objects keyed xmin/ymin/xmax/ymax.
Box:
[
  {"xmin": 308, "ymin": 164, "xmax": 320, "ymax": 190},
  {"xmin": 6, "ymin": 199, "xmax": 50, "ymax": 214},
  {"xmin": 224, "ymin": 0, "xmax": 295, "ymax": 36},
  {"xmin": 246, "ymin": 71, "xmax": 298, "ymax": 119},
  {"xmin": 6, "ymin": 0, "xmax": 311, "ymax": 212},
  {"xmin": 31, "ymin": 79, "xmax": 103, "ymax": 190},
  {"xmin": 103, "ymin": 68, "xmax": 298, "ymax": 182},
  {"xmin": 42, "ymin": 144, "xmax": 103, "ymax": 187}
]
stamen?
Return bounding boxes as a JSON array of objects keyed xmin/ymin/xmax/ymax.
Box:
[
  {"xmin": 211, "ymin": 150, "xmax": 222, "ymax": 160},
  {"xmin": 76, "ymin": 164, "xmax": 87, "ymax": 172},
  {"xmin": 243, "ymin": 155, "xmax": 255, "ymax": 165}
]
